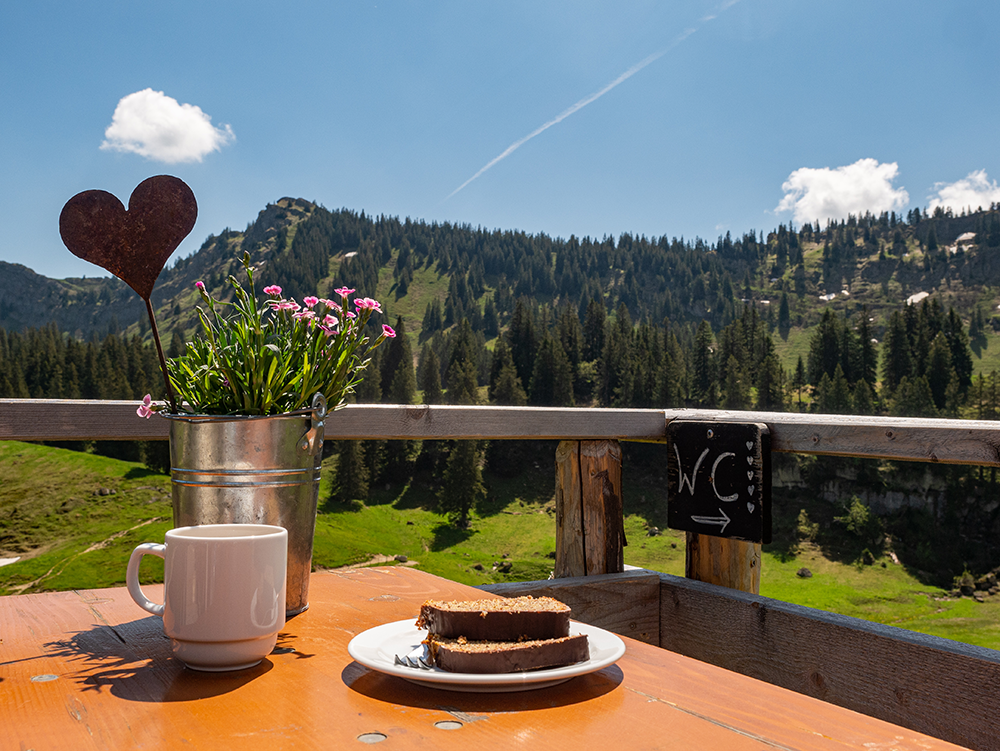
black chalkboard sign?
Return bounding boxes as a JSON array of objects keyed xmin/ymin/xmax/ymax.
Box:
[{"xmin": 666, "ymin": 421, "xmax": 771, "ymax": 544}]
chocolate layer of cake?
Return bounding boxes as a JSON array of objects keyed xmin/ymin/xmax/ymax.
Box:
[
  {"xmin": 415, "ymin": 596, "xmax": 571, "ymax": 641},
  {"xmin": 427, "ymin": 633, "xmax": 589, "ymax": 674}
]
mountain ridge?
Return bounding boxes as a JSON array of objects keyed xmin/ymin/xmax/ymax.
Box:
[{"xmin": 2, "ymin": 198, "xmax": 999, "ymax": 350}]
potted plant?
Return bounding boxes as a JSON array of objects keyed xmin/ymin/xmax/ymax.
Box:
[
  {"xmin": 59, "ymin": 175, "xmax": 392, "ymax": 616},
  {"xmin": 140, "ymin": 252, "xmax": 395, "ymax": 615}
]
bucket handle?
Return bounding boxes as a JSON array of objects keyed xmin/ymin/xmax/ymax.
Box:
[{"xmin": 298, "ymin": 393, "xmax": 327, "ymax": 455}]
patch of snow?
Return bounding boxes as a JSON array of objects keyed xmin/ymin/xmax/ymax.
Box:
[
  {"xmin": 819, "ymin": 293, "xmax": 836, "ymax": 302},
  {"xmin": 906, "ymin": 291, "xmax": 930, "ymax": 305},
  {"xmin": 0, "ymin": 557, "xmax": 20, "ymax": 568}
]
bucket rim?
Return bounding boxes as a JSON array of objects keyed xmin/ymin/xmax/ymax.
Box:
[{"xmin": 161, "ymin": 408, "xmax": 313, "ymax": 424}]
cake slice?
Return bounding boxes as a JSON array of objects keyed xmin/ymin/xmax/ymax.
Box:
[
  {"xmin": 415, "ymin": 596, "xmax": 571, "ymax": 641},
  {"xmin": 426, "ymin": 633, "xmax": 590, "ymax": 674}
]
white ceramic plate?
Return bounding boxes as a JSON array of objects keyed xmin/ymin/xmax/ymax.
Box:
[{"xmin": 347, "ymin": 619, "xmax": 626, "ymax": 692}]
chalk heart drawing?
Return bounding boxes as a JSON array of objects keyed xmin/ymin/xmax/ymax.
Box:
[
  {"xmin": 748, "ymin": 485, "xmax": 755, "ymax": 496},
  {"xmin": 746, "ymin": 456, "xmax": 753, "ymax": 465},
  {"xmin": 747, "ymin": 470, "xmax": 753, "ymax": 480},
  {"xmin": 59, "ymin": 175, "xmax": 197, "ymax": 300},
  {"xmin": 746, "ymin": 441, "xmax": 753, "ymax": 450},
  {"xmin": 748, "ymin": 502, "xmax": 755, "ymax": 514}
]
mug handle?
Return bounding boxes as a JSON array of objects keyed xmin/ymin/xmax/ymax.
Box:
[{"xmin": 126, "ymin": 542, "xmax": 166, "ymax": 616}]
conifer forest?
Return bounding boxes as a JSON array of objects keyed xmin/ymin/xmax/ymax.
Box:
[{"xmin": 4, "ymin": 198, "xmax": 1000, "ymax": 582}]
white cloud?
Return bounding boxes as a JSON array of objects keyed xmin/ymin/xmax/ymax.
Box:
[
  {"xmin": 775, "ymin": 158, "xmax": 909, "ymax": 224},
  {"xmin": 928, "ymin": 170, "xmax": 1000, "ymax": 214},
  {"xmin": 101, "ymin": 89, "xmax": 234, "ymax": 164}
]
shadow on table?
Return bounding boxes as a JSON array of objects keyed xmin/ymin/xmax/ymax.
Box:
[
  {"xmin": 342, "ymin": 661, "xmax": 624, "ymax": 712},
  {"xmin": 40, "ymin": 617, "xmax": 299, "ymax": 702}
]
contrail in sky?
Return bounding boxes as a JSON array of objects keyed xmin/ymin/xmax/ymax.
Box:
[{"xmin": 445, "ymin": 0, "xmax": 742, "ymax": 201}]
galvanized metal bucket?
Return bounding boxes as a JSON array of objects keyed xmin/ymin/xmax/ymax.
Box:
[{"xmin": 165, "ymin": 394, "xmax": 327, "ymax": 617}]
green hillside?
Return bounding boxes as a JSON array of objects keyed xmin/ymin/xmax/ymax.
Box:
[
  {"xmin": 5, "ymin": 200, "xmax": 1000, "ymax": 649},
  {"xmin": 1, "ymin": 440, "xmax": 998, "ymax": 650}
]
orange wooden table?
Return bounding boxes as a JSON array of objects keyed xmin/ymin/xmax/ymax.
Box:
[{"xmin": 0, "ymin": 567, "xmax": 968, "ymax": 750}]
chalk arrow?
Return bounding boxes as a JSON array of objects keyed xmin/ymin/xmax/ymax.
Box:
[{"xmin": 691, "ymin": 507, "xmax": 731, "ymax": 535}]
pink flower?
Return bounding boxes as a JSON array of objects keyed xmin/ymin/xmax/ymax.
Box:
[
  {"xmin": 382, "ymin": 324, "xmax": 396, "ymax": 338},
  {"xmin": 303, "ymin": 296, "xmax": 319, "ymax": 308},
  {"xmin": 263, "ymin": 285, "xmax": 282, "ymax": 296},
  {"xmin": 293, "ymin": 310, "xmax": 316, "ymax": 321},
  {"xmin": 354, "ymin": 297, "xmax": 382, "ymax": 312},
  {"xmin": 323, "ymin": 314, "xmax": 339, "ymax": 328},
  {"xmin": 136, "ymin": 394, "xmax": 153, "ymax": 419},
  {"xmin": 345, "ymin": 310, "xmax": 356, "ymax": 319},
  {"xmin": 195, "ymin": 281, "xmax": 206, "ymax": 292},
  {"xmin": 319, "ymin": 298, "xmax": 336, "ymax": 308},
  {"xmin": 274, "ymin": 301, "xmax": 301, "ymax": 312},
  {"xmin": 334, "ymin": 287, "xmax": 355, "ymax": 298}
]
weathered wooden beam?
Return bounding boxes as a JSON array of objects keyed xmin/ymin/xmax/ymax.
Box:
[
  {"xmin": 478, "ymin": 570, "xmax": 659, "ymax": 645},
  {"xmin": 0, "ymin": 400, "xmax": 666, "ymax": 442},
  {"xmin": 5, "ymin": 399, "xmax": 1000, "ymax": 467},
  {"xmin": 581, "ymin": 440, "xmax": 624, "ymax": 576},
  {"xmin": 0, "ymin": 399, "xmax": 171, "ymax": 441},
  {"xmin": 554, "ymin": 441, "xmax": 585, "ymax": 577},
  {"xmin": 554, "ymin": 440, "xmax": 625, "ymax": 577},
  {"xmin": 666, "ymin": 408, "xmax": 1000, "ymax": 466},
  {"xmin": 657, "ymin": 571, "xmax": 1000, "ymax": 751},
  {"xmin": 685, "ymin": 532, "xmax": 761, "ymax": 594}
]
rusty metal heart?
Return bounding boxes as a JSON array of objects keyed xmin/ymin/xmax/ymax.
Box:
[{"xmin": 59, "ymin": 175, "xmax": 197, "ymax": 300}]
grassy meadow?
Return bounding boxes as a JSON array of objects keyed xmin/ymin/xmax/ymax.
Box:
[{"xmin": 1, "ymin": 439, "xmax": 998, "ymax": 650}]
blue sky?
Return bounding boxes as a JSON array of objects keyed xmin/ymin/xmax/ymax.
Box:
[{"xmin": 3, "ymin": 0, "xmax": 999, "ymax": 280}]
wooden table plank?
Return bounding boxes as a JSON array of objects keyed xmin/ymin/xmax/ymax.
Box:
[{"xmin": 0, "ymin": 567, "xmax": 969, "ymax": 750}]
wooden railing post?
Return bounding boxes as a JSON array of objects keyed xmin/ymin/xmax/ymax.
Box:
[
  {"xmin": 555, "ymin": 439, "xmax": 625, "ymax": 577},
  {"xmin": 685, "ymin": 533, "xmax": 761, "ymax": 594}
]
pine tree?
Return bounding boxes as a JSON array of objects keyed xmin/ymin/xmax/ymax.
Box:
[
  {"xmin": 485, "ymin": 343, "xmax": 528, "ymax": 477},
  {"xmin": 691, "ymin": 320, "xmax": 716, "ymax": 408},
  {"xmin": 439, "ymin": 326, "xmax": 486, "ymax": 525},
  {"xmin": 852, "ymin": 379, "xmax": 876, "ymax": 415},
  {"xmin": 755, "ymin": 351, "xmax": 784, "ymax": 411},
  {"xmin": 419, "ymin": 344, "xmax": 442, "ymax": 405},
  {"xmin": 807, "ymin": 309, "xmax": 842, "ymax": 385},
  {"xmin": 528, "ymin": 336, "xmax": 574, "ymax": 407},
  {"xmin": 489, "ymin": 339, "xmax": 526, "ymax": 405},
  {"xmin": 855, "ymin": 307, "xmax": 878, "ymax": 388},
  {"xmin": 382, "ymin": 318, "xmax": 418, "ymax": 481},
  {"xmin": 446, "ymin": 320, "xmax": 480, "ymax": 405},
  {"xmin": 439, "ymin": 439, "xmax": 486, "ymax": 527},
  {"xmin": 657, "ymin": 330, "xmax": 685, "ymax": 407},
  {"xmin": 599, "ymin": 304, "xmax": 634, "ymax": 407},
  {"xmin": 890, "ymin": 375, "xmax": 938, "ymax": 417},
  {"xmin": 880, "ymin": 311, "xmax": 913, "ymax": 395},
  {"xmin": 925, "ymin": 225, "xmax": 938, "ymax": 252},
  {"xmin": 482, "ymin": 296, "xmax": 500, "ymax": 338},
  {"xmin": 943, "ymin": 372, "xmax": 962, "ymax": 418},
  {"xmin": 925, "ymin": 333, "xmax": 954, "ymax": 410},
  {"xmin": 778, "ymin": 291, "xmax": 791, "ymax": 331},
  {"xmin": 793, "ymin": 355, "xmax": 806, "ymax": 412},
  {"xmin": 721, "ymin": 354, "xmax": 750, "ymax": 410},
  {"xmin": 332, "ymin": 440, "xmax": 369, "ymax": 503},
  {"xmin": 828, "ymin": 365, "xmax": 853, "ymax": 414},
  {"xmin": 507, "ymin": 299, "xmax": 537, "ymax": 389},
  {"xmin": 945, "ymin": 307, "xmax": 973, "ymax": 393},
  {"xmin": 582, "ymin": 299, "xmax": 607, "ymax": 362}
]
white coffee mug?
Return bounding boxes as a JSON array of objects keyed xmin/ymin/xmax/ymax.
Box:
[{"xmin": 126, "ymin": 523, "xmax": 287, "ymax": 672}]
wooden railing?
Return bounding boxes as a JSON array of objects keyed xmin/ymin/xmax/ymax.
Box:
[{"xmin": 1, "ymin": 399, "xmax": 999, "ymax": 749}]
